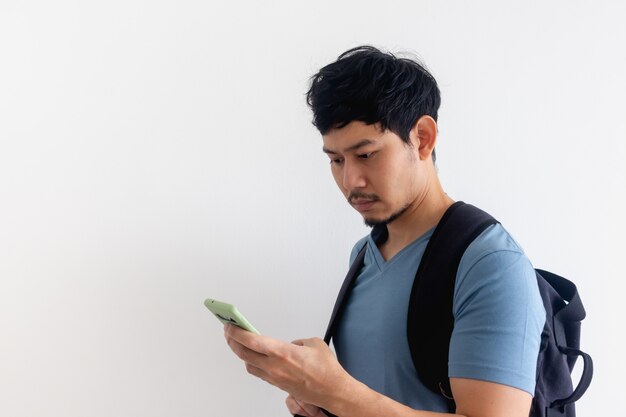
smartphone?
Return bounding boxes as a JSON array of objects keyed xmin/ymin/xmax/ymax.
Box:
[{"xmin": 204, "ymin": 298, "xmax": 260, "ymax": 334}]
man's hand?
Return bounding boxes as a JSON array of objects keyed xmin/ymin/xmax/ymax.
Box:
[{"xmin": 223, "ymin": 324, "xmax": 351, "ymax": 409}]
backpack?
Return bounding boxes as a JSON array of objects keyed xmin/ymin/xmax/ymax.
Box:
[{"xmin": 320, "ymin": 201, "xmax": 593, "ymax": 417}]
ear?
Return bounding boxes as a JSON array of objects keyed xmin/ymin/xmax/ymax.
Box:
[{"xmin": 409, "ymin": 115, "xmax": 437, "ymax": 160}]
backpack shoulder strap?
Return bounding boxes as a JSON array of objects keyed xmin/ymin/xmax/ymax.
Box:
[
  {"xmin": 323, "ymin": 242, "xmax": 367, "ymax": 344},
  {"xmin": 407, "ymin": 201, "xmax": 498, "ymax": 404}
]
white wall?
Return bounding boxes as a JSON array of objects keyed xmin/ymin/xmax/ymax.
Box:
[{"xmin": 1, "ymin": 1, "xmax": 623, "ymax": 415}]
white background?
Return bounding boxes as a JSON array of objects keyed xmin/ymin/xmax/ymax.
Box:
[{"xmin": 1, "ymin": 1, "xmax": 624, "ymax": 416}]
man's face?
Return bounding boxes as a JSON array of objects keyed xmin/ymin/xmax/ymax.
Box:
[{"xmin": 322, "ymin": 121, "xmax": 424, "ymax": 227}]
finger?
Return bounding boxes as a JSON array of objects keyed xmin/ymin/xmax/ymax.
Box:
[
  {"xmin": 225, "ymin": 336, "xmax": 269, "ymax": 369},
  {"xmin": 244, "ymin": 362, "xmax": 273, "ymax": 384},
  {"xmin": 286, "ymin": 395, "xmax": 308, "ymax": 416},
  {"xmin": 224, "ymin": 323, "xmax": 286, "ymax": 355},
  {"xmin": 295, "ymin": 398, "xmax": 321, "ymax": 416}
]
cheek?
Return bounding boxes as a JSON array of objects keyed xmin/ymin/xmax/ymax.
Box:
[
  {"xmin": 382, "ymin": 161, "xmax": 415, "ymax": 197},
  {"xmin": 330, "ymin": 167, "xmax": 347, "ymax": 193}
]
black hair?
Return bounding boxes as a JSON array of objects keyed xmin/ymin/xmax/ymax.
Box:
[{"xmin": 306, "ymin": 45, "xmax": 441, "ymax": 162}]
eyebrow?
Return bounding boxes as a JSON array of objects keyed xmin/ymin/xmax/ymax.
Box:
[{"xmin": 322, "ymin": 139, "xmax": 377, "ymax": 155}]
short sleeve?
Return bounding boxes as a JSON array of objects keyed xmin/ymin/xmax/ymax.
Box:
[{"xmin": 448, "ymin": 248, "xmax": 546, "ymax": 395}]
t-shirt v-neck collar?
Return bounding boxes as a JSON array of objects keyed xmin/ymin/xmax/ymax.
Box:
[{"xmin": 366, "ymin": 226, "xmax": 435, "ymax": 272}]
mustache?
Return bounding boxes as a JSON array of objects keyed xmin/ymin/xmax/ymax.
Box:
[{"xmin": 348, "ymin": 191, "xmax": 380, "ymax": 204}]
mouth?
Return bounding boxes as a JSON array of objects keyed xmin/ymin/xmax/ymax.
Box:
[
  {"xmin": 348, "ymin": 192, "xmax": 380, "ymax": 212},
  {"xmin": 350, "ymin": 199, "xmax": 377, "ymax": 212}
]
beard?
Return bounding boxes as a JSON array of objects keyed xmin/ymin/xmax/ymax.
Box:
[{"xmin": 363, "ymin": 203, "xmax": 410, "ymax": 228}]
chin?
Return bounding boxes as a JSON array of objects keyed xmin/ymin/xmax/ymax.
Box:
[
  {"xmin": 362, "ymin": 214, "xmax": 390, "ymax": 228},
  {"xmin": 363, "ymin": 205, "xmax": 409, "ymax": 228}
]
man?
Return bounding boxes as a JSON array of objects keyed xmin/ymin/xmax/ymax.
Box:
[{"xmin": 224, "ymin": 46, "xmax": 545, "ymax": 417}]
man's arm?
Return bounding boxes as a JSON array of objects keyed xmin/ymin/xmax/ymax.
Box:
[{"xmin": 223, "ymin": 324, "xmax": 532, "ymax": 417}]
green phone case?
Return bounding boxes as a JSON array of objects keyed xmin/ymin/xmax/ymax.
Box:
[{"xmin": 204, "ymin": 299, "xmax": 260, "ymax": 334}]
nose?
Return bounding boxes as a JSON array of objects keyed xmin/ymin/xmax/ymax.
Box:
[{"xmin": 342, "ymin": 160, "xmax": 367, "ymax": 190}]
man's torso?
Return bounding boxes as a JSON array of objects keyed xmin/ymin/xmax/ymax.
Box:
[{"xmin": 333, "ymin": 223, "xmax": 545, "ymax": 411}]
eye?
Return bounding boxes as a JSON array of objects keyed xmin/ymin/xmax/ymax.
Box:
[
  {"xmin": 330, "ymin": 157, "xmax": 344, "ymax": 165},
  {"xmin": 358, "ymin": 152, "xmax": 374, "ymax": 159}
]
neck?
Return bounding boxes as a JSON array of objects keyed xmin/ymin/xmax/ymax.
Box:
[{"xmin": 379, "ymin": 180, "xmax": 454, "ymax": 260}]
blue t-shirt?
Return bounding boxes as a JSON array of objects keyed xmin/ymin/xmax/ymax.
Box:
[{"xmin": 333, "ymin": 224, "xmax": 546, "ymax": 412}]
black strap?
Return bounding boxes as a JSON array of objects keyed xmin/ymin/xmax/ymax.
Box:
[
  {"xmin": 551, "ymin": 347, "xmax": 593, "ymax": 407},
  {"xmin": 323, "ymin": 244, "xmax": 367, "ymax": 344},
  {"xmin": 536, "ymin": 269, "xmax": 586, "ymax": 330},
  {"xmin": 407, "ymin": 202, "xmax": 498, "ymax": 409}
]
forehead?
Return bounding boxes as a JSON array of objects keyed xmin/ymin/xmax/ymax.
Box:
[{"xmin": 322, "ymin": 121, "xmax": 386, "ymax": 152}]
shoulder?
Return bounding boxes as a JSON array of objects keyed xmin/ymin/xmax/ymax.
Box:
[
  {"xmin": 457, "ymin": 223, "xmax": 530, "ymax": 283},
  {"xmin": 462, "ymin": 222, "xmax": 526, "ymax": 264}
]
